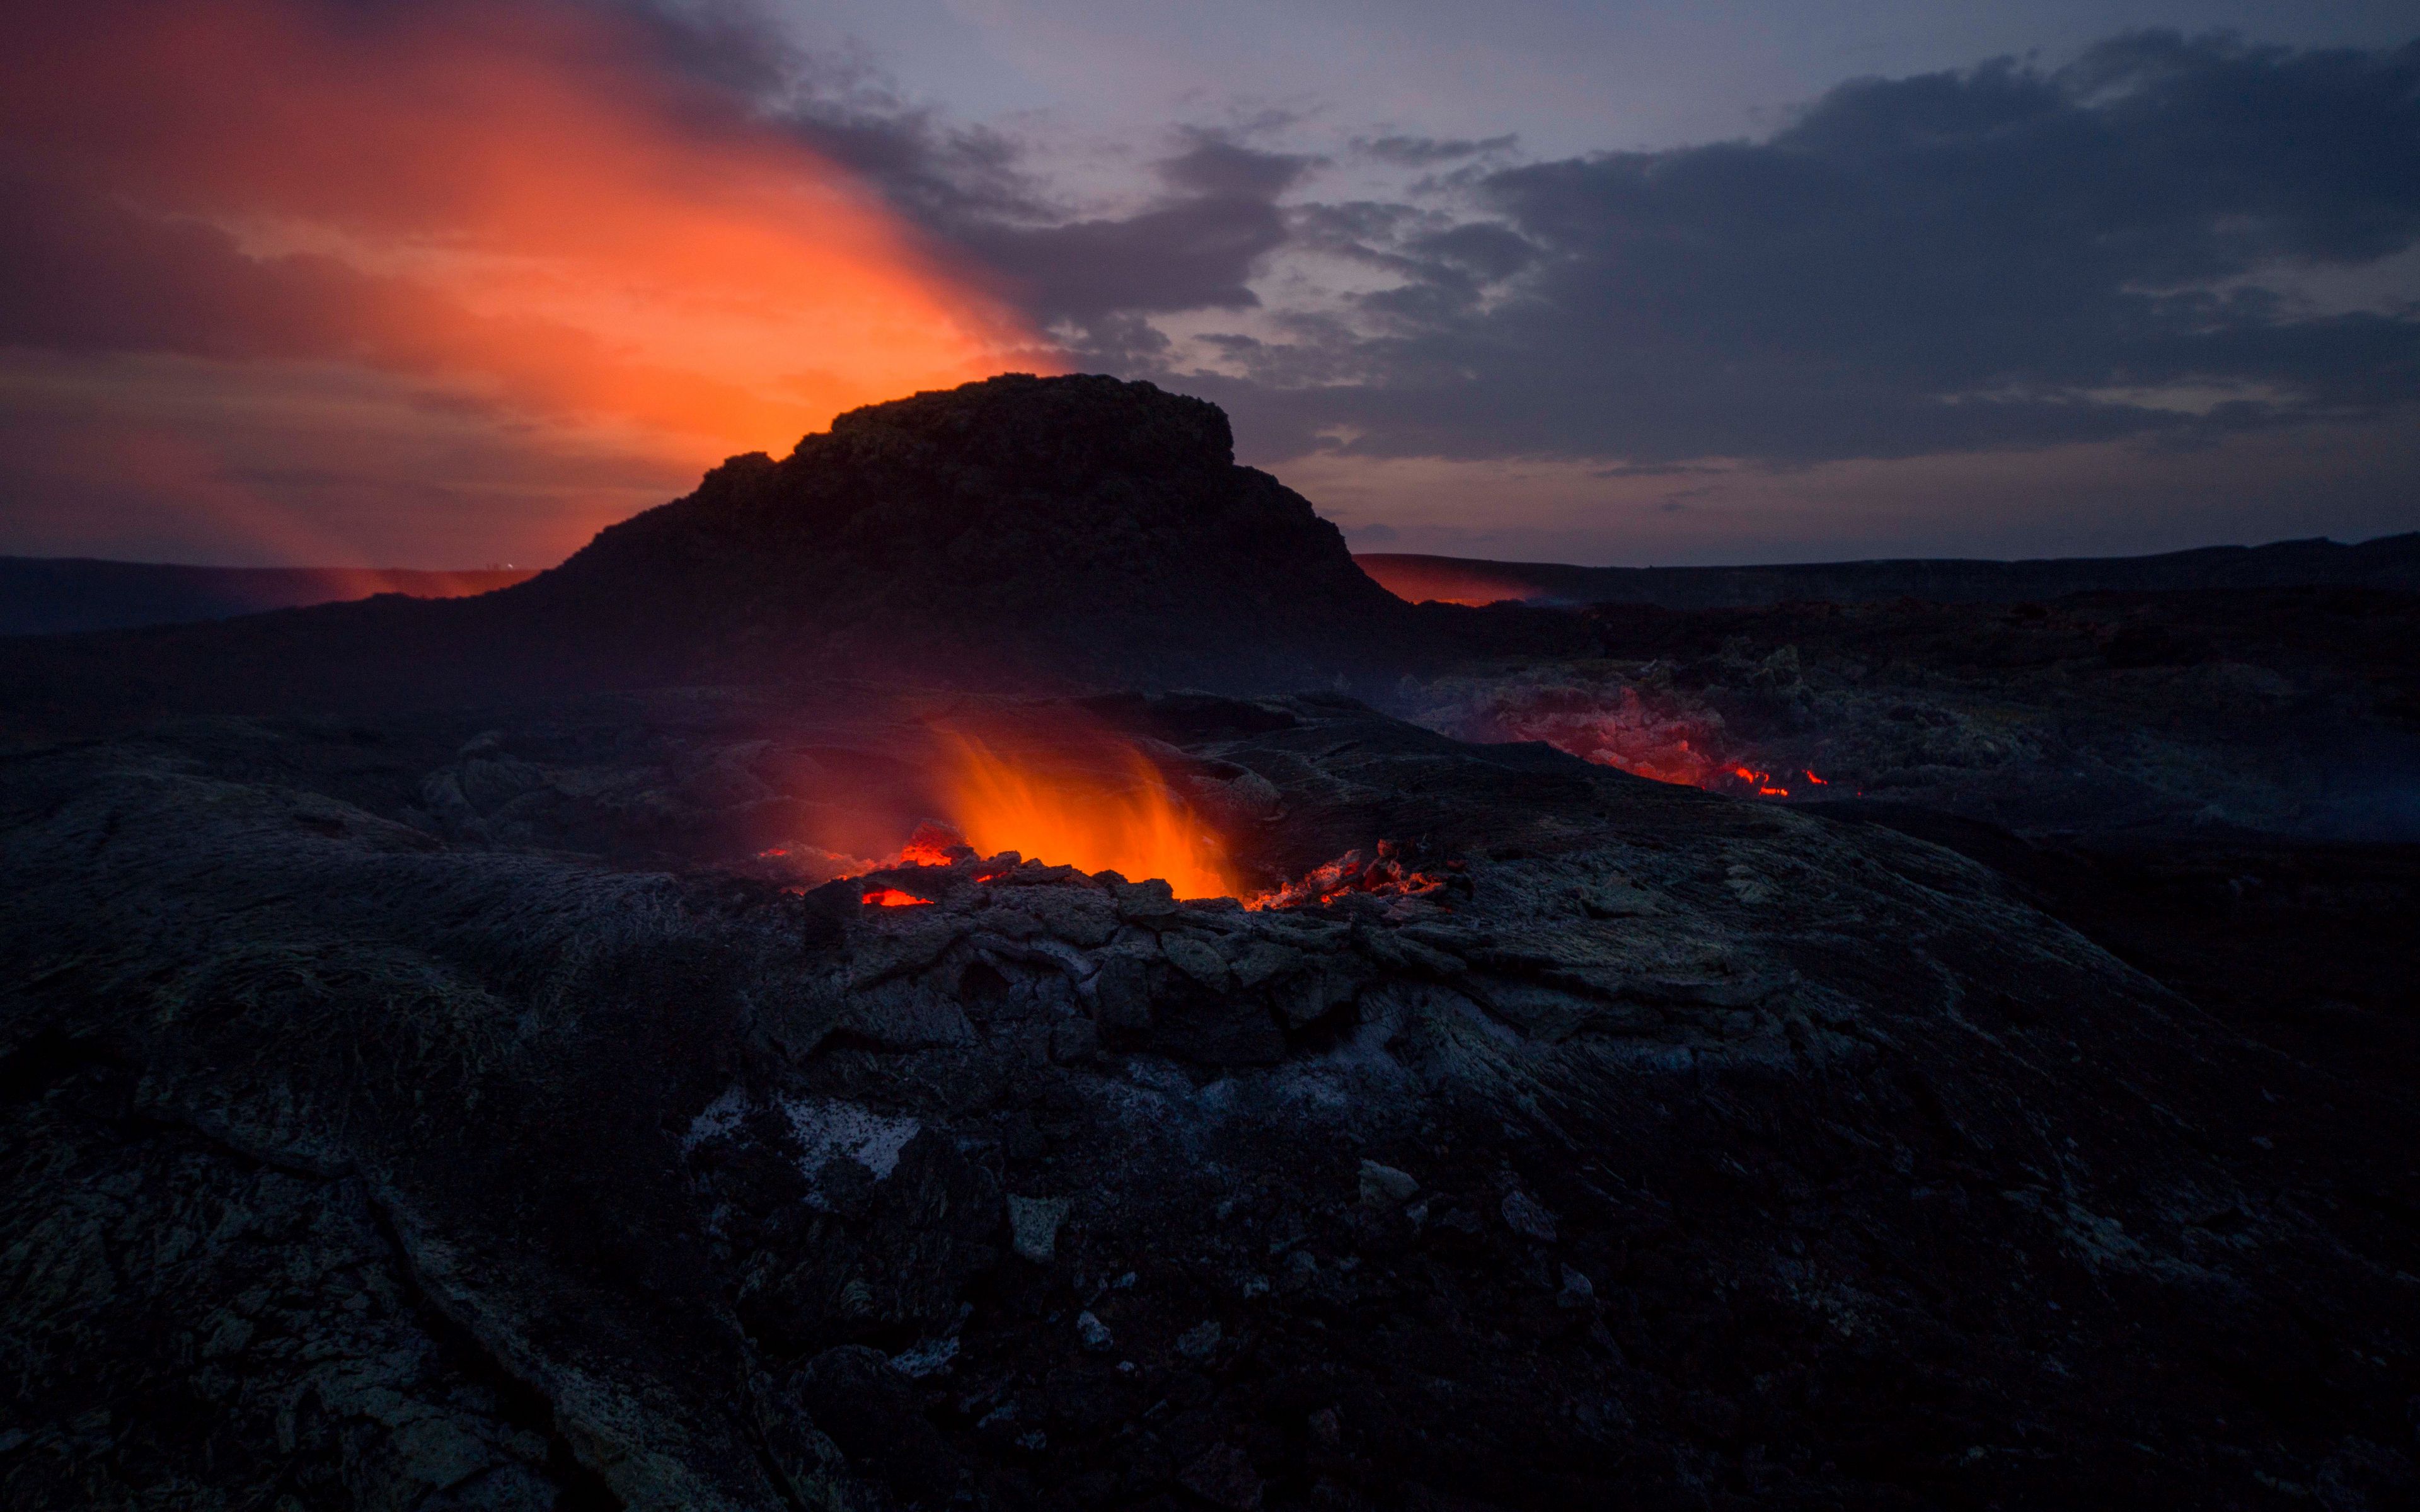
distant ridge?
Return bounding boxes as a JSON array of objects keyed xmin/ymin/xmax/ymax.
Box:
[
  {"xmin": 1357, "ymin": 532, "xmax": 2420, "ymax": 609},
  {"xmin": 0, "ymin": 558, "xmax": 538, "ymax": 636},
  {"xmin": 1, "ymin": 375, "xmax": 1427, "ymax": 729}
]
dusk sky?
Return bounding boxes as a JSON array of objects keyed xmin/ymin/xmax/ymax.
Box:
[{"xmin": 4, "ymin": 0, "xmax": 2417, "ymax": 568}]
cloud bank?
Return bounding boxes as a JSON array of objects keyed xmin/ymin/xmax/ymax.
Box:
[
  {"xmin": 0, "ymin": 0, "xmax": 1042, "ymax": 564},
  {"xmin": 684, "ymin": 16, "xmax": 2420, "ymax": 531},
  {"xmin": 1, "ymin": 3, "xmax": 2414, "ymax": 564},
  {"xmin": 1097, "ymin": 33, "xmax": 2420, "ymax": 469}
]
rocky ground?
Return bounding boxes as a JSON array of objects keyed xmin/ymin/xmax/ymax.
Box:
[
  {"xmin": 7, "ymin": 689, "xmax": 2419, "ymax": 1510},
  {"xmin": 1402, "ymin": 587, "xmax": 2420, "ymax": 840},
  {"xmin": 1355, "ymin": 534, "xmax": 2420, "ymax": 612}
]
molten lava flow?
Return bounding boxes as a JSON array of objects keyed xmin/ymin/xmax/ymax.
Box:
[
  {"xmin": 1247, "ymin": 842, "xmax": 1462, "ymax": 912},
  {"xmin": 1709, "ymin": 764, "xmax": 1833, "ymax": 798},
  {"xmin": 935, "ymin": 733, "xmax": 1241, "ymax": 899},
  {"xmin": 761, "ymin": 731, "xmax": 1487, "ymax": 908},
  {"xmin": 1475, "ymin": 685, "xmax": 1729, "ymax": 787},
  {"xmin": 1353, "ymin": 555, "xmax": 1552, "ymax": 607},
  {"xmin": 894, "ymin": 821, "xmax": 971, "ymax": 868},
  {"xmin": 1730, "ymin": 765, "xmax": 1790, "ymax": 797},
  {"xmin": 758, "ymin": 733, "xmax": 1476, "ymax": 910},
  {"xmin": 1428, "ymin": 680, "xmax": 1839, "ymax": 802}
]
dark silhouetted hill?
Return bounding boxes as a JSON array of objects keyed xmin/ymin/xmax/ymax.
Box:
[
  {"xmin": 0, "ymin": 559, "xmax": 537, "ymax": 636},
  {"xmin": 1359, "ymin": 532, "xmax": 2420, "ymax": 608},
  {"xmin": 1, "ymin": 375, "xmax": 1430, "ymax": 731}
]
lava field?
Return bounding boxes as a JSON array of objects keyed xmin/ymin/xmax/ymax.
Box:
[{"xmin": 5, "ymin": 377, "xmax": 2419, "ymax": 1511}]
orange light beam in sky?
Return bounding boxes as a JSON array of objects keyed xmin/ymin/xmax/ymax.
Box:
[{"xmin": 3, "ymin": 0, "xmax": 1052, "ymax": 510}]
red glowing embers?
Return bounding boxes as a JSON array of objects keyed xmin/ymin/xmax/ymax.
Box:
[
  {"xmin": 894, "ymin": 822, "xmax": 969, "ymax": 869},
  {"xmin": 1730, "ymin": 765, "xmax": 1792, "ymax": 797},
  {"xmin": 763, "ymin": 731, "xmax": 1481, "ymax": 912},
  {"xmin": 1444, "ymin": 682, "xmax": 1845, "ymax": 802},
  {"xmin": 1713, "ymin": 764, "xmax": 1835, "ymax": 799},
  {"xmin": 1247, "ymin": 840, "xmax": 1462, "ymax": 911}
]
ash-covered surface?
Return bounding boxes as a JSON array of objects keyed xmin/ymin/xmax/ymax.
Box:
[{"xmin": 6, "ymin": 690, "xmax": 2417, "ymax": 1510}]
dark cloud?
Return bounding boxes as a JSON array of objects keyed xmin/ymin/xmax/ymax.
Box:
[
  {"xmin": 969, "ymin": 200, "xmax": 1277, "ymax": 321},
  {"xmin": 716, "ymin": 21, "xmax": 2420, "ymax": 469},
  {"xmin": 1160, "ymin": 137, "xmax": 1318, "ymax": 200},
  {"xmin": 949, "ymin": 140, "xmax": 1314, "ymax": 323},
  {"xmin": 761, "ymin": 85, "xmax": 1313, "ymax": 328},
  {"xmin": 1405, "ymin": 222, "xmax": 1537, "ymax": 282},
  {"xmin": 666, "ymin": 6, "xmax": 1320, "ymax": 335},
  {"xmin": 763, "ymin": 70, "xmax": 1049, "ymax": 233},
  {"xmin": 1355, "ymin": 134, "xmax": 1520, "ymax": 166},
  {"xmin": 0, "ymin": 171, "xmax": 379, "ymax": 360},
  {"xmin": 14, "ymin": 1, "xmax": 2420, "ymax": 515},
  {"xmin": 1591, "ymin": 462, "xmax": 1726, "ymax": 479},
  {"xmin": 1170, "ymin": 32, "xmax": 2420, "ymax": 466},
  {"xmin": 663, "ymin": 12, "xmax": 2417, "ymax": 453}
]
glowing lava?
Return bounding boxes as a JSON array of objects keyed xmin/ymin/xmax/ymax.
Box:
[
  {"xmin": 1354, "ymin": 556, "xmax": 1550, "ymax": 607},
  {"xmin": 1245, "ymin": 841, "xmax": 1461, "ymax": 911},
  {"xmin": 763, "ymin": 732, "xmax": 1468, "ymax": 908},
  {"xmin": 1461, "ymin": 685, "xmax": 1722, "ymax": 787},
  {"xmin": 1439, "ymin": 684, "xmax": 1836, "ymax": 801},
  {"xmin": 1731, "ymin": 765, "xmax": 1791, "ymax": 797},
  {"xmin": 935, "ymin": 733, "xmax": 1242, "ymax": 900},
  {"xmin": 894, "ymin": 823, "xmax": 969, "ymax": 869}
]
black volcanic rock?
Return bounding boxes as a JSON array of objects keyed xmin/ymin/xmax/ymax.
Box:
[
  {"xmin": 0, "ymin": 375, "xmax": 1425, "ymax": 729},
  {"xmin": 522, "ymin": 372, "xmax": 1418, "ymax": 688},
  {"xmin": 7, "ymin": 689, "xmax": 2419, "ymax": 1509},
  {"xmin": 1404, "ymin": 586, "xmax": 2420, "ymax": 841}
]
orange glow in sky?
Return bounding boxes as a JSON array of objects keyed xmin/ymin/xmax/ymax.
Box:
[
  {"xmin": 3, "ymin": 0, "xmax": 1049, "ymax": 561},
  {"xmin": 1353, "ymin": 554, "xmax": 1548, "ymax": 607}
]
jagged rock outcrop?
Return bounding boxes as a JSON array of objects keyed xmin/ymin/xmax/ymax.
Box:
[{"xmin": 6, "ymin": 690, "xmax": 2416, "ymax": 1509}]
